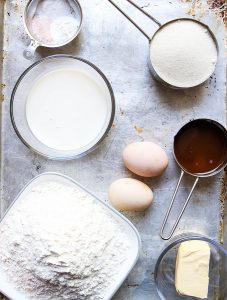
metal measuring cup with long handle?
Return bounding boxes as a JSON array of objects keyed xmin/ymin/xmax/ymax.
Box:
[
  {"xmin": 23, "ymin": 0, "xmax": 83, "ymax": 60},
  {"xmin": 160, "ymin": 119, "xmax": 227, "ymax": 240},
  {"xmin": 108, "ymin": 0, "xmax": 219, "ymax": 89}
]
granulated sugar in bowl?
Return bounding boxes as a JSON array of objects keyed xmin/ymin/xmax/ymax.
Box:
[{"xmin": 150, "ymin": 19, "xmax": 218, "ymax": 88}]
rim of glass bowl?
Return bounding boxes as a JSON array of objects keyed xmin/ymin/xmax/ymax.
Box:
[
  {"xmin": 154, "ymin": 234, "xmax": 227, "ymax": 300},
  {"xmin": 10, "ymin": 54, "xmax": 116, "ymax": 160}
]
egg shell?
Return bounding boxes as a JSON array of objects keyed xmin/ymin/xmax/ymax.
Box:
[
  {"xmin": 123, "ymin": 141, "xmax": 168, "ymax": 177},
  {"xmin": 108, "ymin": 178, "xmax": 153, "ymax": 212}
]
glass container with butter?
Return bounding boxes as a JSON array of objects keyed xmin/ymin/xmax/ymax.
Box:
[{"xmin": 154, "ymin": 235, "xmax": 227, "ymax": 300}]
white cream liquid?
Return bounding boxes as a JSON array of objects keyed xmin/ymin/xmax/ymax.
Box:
[
  {"xmin": 26, "ymin": 68, "xmax": 108, "ymax": 151},
  {"xmin": 150, "ymin": 20, "xmax": 218, "ymax": 88}
]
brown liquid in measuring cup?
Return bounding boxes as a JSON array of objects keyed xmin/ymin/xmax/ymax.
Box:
[{"xmin": 174, "ymin": 120, "xmax": 227, "ymax": 174}]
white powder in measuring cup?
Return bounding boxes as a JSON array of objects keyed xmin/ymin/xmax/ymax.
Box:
[
  {"xmin": 28, "ymin": 0, "xmax": 79, "ymax": 45},
  {"xmin": 0, "ymin": 181, "xmax": 130, "ymax": 299},
  {"xmin": 50, "ymin": 16, "xmax": 79, "ymax": 44},
  {"xmin": 150, "ymin": 19, "xmax": 218, "ymax": 88}
]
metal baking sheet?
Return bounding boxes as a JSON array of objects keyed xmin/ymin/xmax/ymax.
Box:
[{"xmin": 0, "ymin": 0, "xmax": 226, "ymax": 299}]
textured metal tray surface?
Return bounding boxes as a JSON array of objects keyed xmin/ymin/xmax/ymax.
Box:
[{"xmin": 0, "ymin": 1, "xmax": 226, "ymax": 299}]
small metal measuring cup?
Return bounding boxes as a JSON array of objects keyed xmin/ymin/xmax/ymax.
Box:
[
  {"xmin": 108, "ymin": 0, "xmax": 219, "ymax": 89},
  {"xmin": 23, "ymin": 0, "xmax": 83, "ymax": 60},
  {"xmin": 160, "ymin": 119, "xmax": 227, "ymax": 240}
]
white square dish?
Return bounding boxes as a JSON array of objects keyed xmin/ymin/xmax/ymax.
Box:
[{"xmin": 0, "ymin": 172, "xmax": 141, "ymax": 300}]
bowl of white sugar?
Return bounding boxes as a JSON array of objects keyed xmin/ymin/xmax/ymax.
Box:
[
  {"xmin": 11, "ymin": 55, "xmax": 115, "ymax": 160},
  {"xmin": 0, "ymin": 172, "xmax": 141, "ymax": 300},
  {"xmin": 149, "ymin": 18, "xmax": 218, "ymax": 89},
  {"xmin": 107, "ymin": 1, "xmax": 218, "ymax": 89}
]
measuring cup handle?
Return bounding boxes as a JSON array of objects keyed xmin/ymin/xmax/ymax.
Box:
[
  {"xmin": 108, "ymin": 0, "xmax": 161, "ymax": 41},
  {"xmin": 160, "ymin": 171, "xmax": 199, "ymax": 240},
  {"xmin": 23, "ymin": 39, "xmax": 39, "ymax": 60},
  {"xmin": 126, "ymin": 0, "xmax": 161, "ymax": 28}
]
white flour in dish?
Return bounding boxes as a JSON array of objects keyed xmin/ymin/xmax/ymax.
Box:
[
  {"xmin": 150, "ymin": 19, "xmax": 217, "ymax": 87},
  {"xmin": 0, "ymin": 181, "xmax": 130, "ymax": 299}
]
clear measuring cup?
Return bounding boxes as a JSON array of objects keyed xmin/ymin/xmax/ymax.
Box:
[
  {"xmin": 23, "ymin": 0, "xmax": 83, "ymax": 59},
  {"xmin": 160, "ymin": 119, "xmax": 227, "ymax": 240},
  {"xmin": 108, "ymin": 0, "xmax": 219, "ymax": 89}
]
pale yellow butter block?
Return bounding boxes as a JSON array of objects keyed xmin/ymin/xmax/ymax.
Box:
[{"xmin": 175, "ymin": 240, "xmax": 210, "ymax": 299}]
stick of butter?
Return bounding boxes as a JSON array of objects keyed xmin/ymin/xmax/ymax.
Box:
[{"xmin": 175, "ymin": 240, "xmax": 210, "ymax": 299}]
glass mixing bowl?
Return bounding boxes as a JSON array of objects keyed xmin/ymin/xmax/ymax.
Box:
[
  {"xmin": 154, "ymin": 235, "xmax": 227, "ymax": 300},
  {"xmin": 10, "ymin": 55, "xmax": 115, "ymax": 160}
]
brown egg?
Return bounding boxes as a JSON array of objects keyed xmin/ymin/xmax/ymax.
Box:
[
  {"xmin": 108, "ymin": 178, "xmax": 153, "ymax": 212},
  {"xmin": 123, "ymin": 141, "xmax": 168, "ymax": 177}
]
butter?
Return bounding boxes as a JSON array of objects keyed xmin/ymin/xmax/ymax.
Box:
[{"xmin": 175, "ymin": 240, "xmax": 210, "ymax": 299}]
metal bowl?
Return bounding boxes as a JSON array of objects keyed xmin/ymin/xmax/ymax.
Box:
[
  {"xmin": 23, "ymin": 0, "xmax": 83, "ymax": 59},
  {"xmin": 108, "ymin": 0, "xmax": 219, "ymax": 89},
  {"xmin": 10, "ymin": 55, "xmax": 115, "ymax": 160}
]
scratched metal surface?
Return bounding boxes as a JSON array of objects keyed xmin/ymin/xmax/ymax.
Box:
[{"xmin": 0, "ymin": 0, "xmax": 226, "ymax": 299}]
